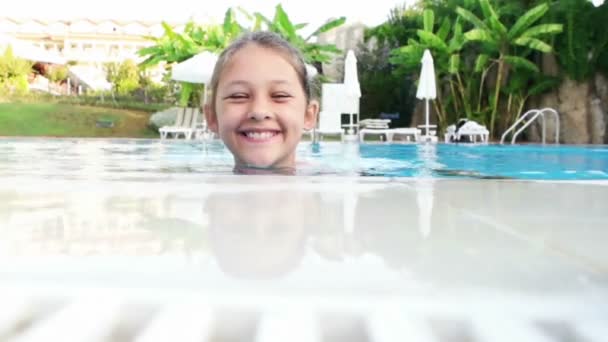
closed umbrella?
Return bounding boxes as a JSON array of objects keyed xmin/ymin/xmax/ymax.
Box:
[
  {"xmin": 343, "ymin": 50, "xmax": 361, "ymax": 98},
  {"xmin": 343, "ymin": 50, "xmax": 361, "ymax": 135},
  {"xmin": 416, "ymin": 49, "xmax": 436, "ymax": 137}
]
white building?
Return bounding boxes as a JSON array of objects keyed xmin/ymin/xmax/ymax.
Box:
[{"xmin": 0, "ymin": 17, "xmax": 187, "ymax": 64}]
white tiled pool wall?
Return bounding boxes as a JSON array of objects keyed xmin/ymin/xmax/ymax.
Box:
[{"xmin": 1, "ymin": 289, "xmax": 607, "ymax": 342}]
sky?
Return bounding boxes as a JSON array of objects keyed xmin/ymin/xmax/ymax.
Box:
[{"xmin": 4, "ymin": 0, "xmax": 416, "ymax": 29}]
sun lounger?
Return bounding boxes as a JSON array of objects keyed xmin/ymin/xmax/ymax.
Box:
[
  {"xmin": 159, "ymin": 108, "xmax": 201, "ymax": 140},
  {"xmin": 445, "ymin": 119, "xmax": 489, "ymax": 143},
  {"xmin": 359, "ymin": 120, "xmax": 421, "ymax": 143},
  {"xmin": 359, "ymin": 119, "xmax": 391, "ymax": 142}
]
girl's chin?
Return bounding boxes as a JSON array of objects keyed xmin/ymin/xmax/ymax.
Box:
[
  {"xmin": 233, "ymin": 164, "xmax": 296, "ymax": 175},
  {"xmin": 235, "ymin": 155, "xmax": 296, "ymax": 171}
]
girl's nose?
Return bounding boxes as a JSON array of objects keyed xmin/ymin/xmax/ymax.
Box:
[
  {"xmin": 248, "ymin": 96, "xmax": 275, "ymax": 120},
  {"xmin": 248, "ymin": 111, "xmax": 272, "ymax": 121}
]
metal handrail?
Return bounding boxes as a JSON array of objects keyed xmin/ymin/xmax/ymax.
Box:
[
  {"xmin": 500, "ymin": 109, "xmax": 539, "ymax": 144},
  {"xmin": 500, "ymin": 108, "xmax": 560, "ymax": 145},
  {"xmin": 539, "ymin": 107, "xmax": 560, "ymax": 144},
  {"xmin": 511, "ymin": 110, "xmax": 545, "ymax": 144}
]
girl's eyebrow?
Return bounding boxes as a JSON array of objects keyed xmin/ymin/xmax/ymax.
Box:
[
  {"xmin": 224, "ymin": 80, "xmax": 250, "ymax": 87},
  {"xmin": 224, "ymin": 80, "xmax": 292, "ymax": 87}
]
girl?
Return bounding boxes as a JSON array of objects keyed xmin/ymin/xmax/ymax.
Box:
[{"xmin": 204, "ymin": 31, "xmax": 319, "ymax": 173}]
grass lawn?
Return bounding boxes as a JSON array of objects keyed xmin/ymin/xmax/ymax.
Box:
[{"xmin": 0, "ymin": 102, "xmax": 159, "ymax": 138}]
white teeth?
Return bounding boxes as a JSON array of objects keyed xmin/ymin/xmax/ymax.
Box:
[{"xmin": 245, "ymin": 131, "xmax": 276, "ymax": 140}]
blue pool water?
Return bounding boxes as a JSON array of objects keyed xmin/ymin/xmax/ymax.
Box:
[
  {"xmin": 1, "ymin": 138, "xmax": 607, "ymax": 180},
  {"xmin": 351, "ymin": 143, "xmax": 608, "ymax": 179}
]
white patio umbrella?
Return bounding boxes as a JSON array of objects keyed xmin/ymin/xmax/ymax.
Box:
[
  {"xmin": 416, "ymin": 49, "xmax": 437, "ymax": 137},
  {"xmin": 0, "ymin": 34, "xmax": 66, "ymax": 65},
  {"xmin": 591, "ymin": 0, "xmax": 604, "ymax": 7},
  {"xmin": 171, "ymin": 51, "xmax": 218, "ymax": 84},
  {"xmin": 343, "ymin": 50, "xmax": 361, "ymax": 98},
  {"xmin": 171, "ymin": 51, "xmax": 219, "ymax": 125}
]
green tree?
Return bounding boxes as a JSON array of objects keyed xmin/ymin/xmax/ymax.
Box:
[
  {"xmin": 137, "ymin": 6, "xmax": 345, "ymax": 106},
  {"xmin": 366, "ymin": 4, "xmax": 425, "ymax": 48},
  {"xmin": 137, "ymin": 9, "xmax": 244, "ymax": 106},
  {"xmin": 361, "ymin": 5, "xmax": 426, "ymax": 125},
  {"xmin": 0, "ymin": 46, "xmax": 32, "ymax": 96},
  {"xmin": 456, "ymin": 0, "xmax": 562, "ymax": 135},
  {"xmin": 388, "ymin": 8, "xmax": 468, "ymax": 128},
  {"xmin": 138, "ymin": 9, "xmax": 244, "ymax": 69},
  {"xmin": 357, "ymin": 41, "xmax": 417, "ymax": 127},
  {"xmin": 550, "ymin": 0, "xmax": 608, "ymax": 80},
  {"xmin": 106, "ymin": 59, "xmax": 141, "ymax": 96},
  {"xmin": 46, "ymin": 65, "xmax": 68, "ymax": 83},
  {"xmin": 359, "ymin": 5, "xmax": 422, "ymax": 125},
  {"xmin": 247, "ymin": 4, "xmax": 346, "ymax": 64}
]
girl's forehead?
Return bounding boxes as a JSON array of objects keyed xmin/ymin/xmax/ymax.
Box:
[
  {"xmin": 219, "ymin": 44, "xmax": 300, "ymax": 82},
  {"xmin": 232, "ymin": 43, "xmax": 290, "ymax": 61}
]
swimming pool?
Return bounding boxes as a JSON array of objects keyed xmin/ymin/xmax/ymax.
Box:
[
  {"xmin": 1, "ymin": 138, "xmax": 607, "ymax": 180},
  {"xmin": 1, "ymin": 137, "xmax": 607, "ymax": 340}
]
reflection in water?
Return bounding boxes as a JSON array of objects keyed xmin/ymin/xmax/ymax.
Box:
[
  {"xmin": 415, "ymin": 143, "xmax": 437, "ymax": 238},
  {"xmin": 416, "ymin": 181, "xmax": 434, "ymax": 239},
  {"xmin": 0, "ymin": 189, "xmax": 208, "ymax": 258},
  {"xmin": 2, "ymin": 177, "xmax": 604, "ymax": 293},
  {"xmin": 204, "ymin": 190, "xmax": 318, "ymax": 278},
  {"xmin": 0, "ymin": 180, "xmax": 429, "ymax": 280}
]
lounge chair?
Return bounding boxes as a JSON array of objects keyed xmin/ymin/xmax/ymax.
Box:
[
  {"xmin": 184, "ymin": 109, "xmax": 207, "ymax": 140},
  {"xmin": 444, "ymin": 119, "xmax": 489, "ymax": 143},
  {"xmin": 388, "ymin": 127, "xmax": 422, "ymax": 142},
  {"xmin": 159, "ymin": 109, "xmax": 185, "ymax": 139},
  {"xmin": 359, "ymin": 119, "xmax": 391, "ymax": 142},
  {"xmin": 359, "ymin": 119, "xmax": 421, "ymax": 142},
  {"xmin": 159, "ymin": 108, "xmax": 200, "ymax": 139}
]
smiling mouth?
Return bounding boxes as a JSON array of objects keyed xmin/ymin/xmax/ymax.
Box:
[{"xmin": 239, "ymin": 130, "xmax": 280, "ymax": 141}]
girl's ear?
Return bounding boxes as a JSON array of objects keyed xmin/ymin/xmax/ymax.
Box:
[
  {"xmin": 303, "ymin": 100, "xmax": 319, "ymax": 131},
  {"xmin": 204, "ymin": 103, "xmax": 218, "ymax": 133}
]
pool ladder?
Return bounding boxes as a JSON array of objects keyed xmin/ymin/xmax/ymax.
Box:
[{"xmin": 500, "ymin": 108, "xmax": 560, "ymax": 144}]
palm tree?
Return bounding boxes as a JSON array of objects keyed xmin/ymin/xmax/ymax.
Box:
[
  {"xmin": 456, "ymin": 0, "xmax": 562, "ymax": 136},
  {"xmin": 137, "ymin": 9, "xmax": 245, "ymax": 106},
  {"xmin": 245, "ymin": 4, "xmax": 346, "ymax": 64},
  {"xmin": 387, "ymin": 9, "xmax": 467, "ymax": 128},
  {"xmin": 137, "ymin": 6, "xmax": 345, "ymax": 105}
]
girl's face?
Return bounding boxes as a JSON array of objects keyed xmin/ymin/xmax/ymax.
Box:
[{"xmin": 205, "ymin": 44, "xmax": 318, "ymax": 169}]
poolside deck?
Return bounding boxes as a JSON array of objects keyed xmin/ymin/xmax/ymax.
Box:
[{"xmin": 1, "ymin": 175, "xmax": 607, "ymax": 341}]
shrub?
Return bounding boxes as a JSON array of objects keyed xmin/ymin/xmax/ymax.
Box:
[{"xmin": 46, "ymin": 65, "xmax": 69, "ymax": 83}]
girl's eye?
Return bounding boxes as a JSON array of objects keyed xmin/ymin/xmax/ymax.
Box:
[
  {"xmin": 272, "ymin": 93, "xmax": 292, "ymax": 100},
  {"xmin": 225, "ymin": 93, "xmax": 248, "ymax": 100}
]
